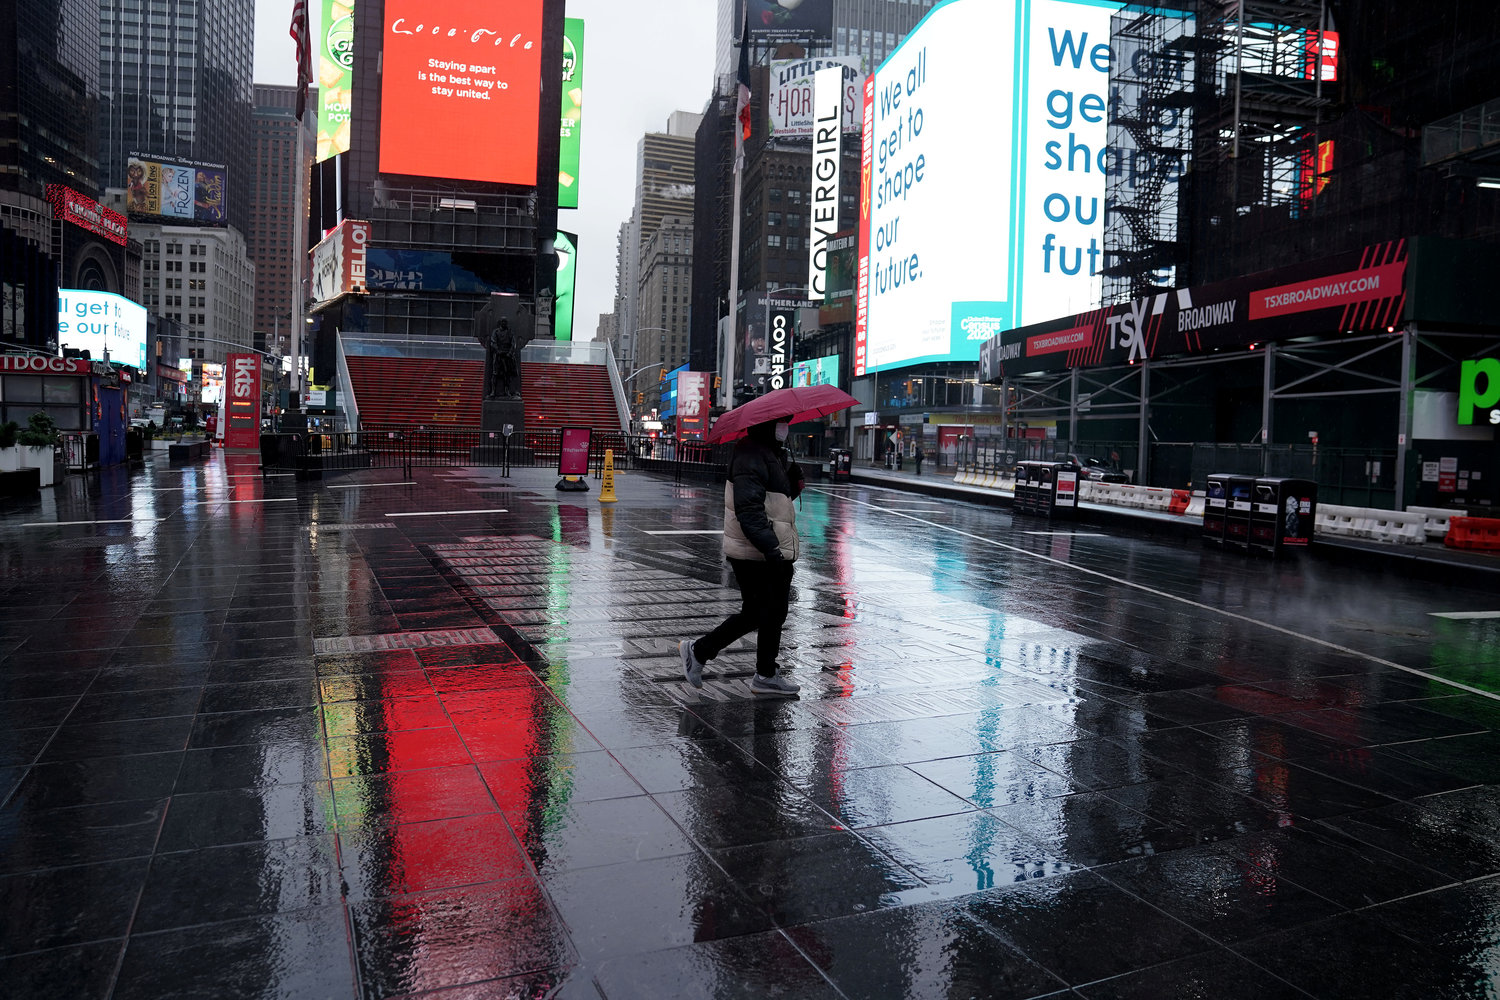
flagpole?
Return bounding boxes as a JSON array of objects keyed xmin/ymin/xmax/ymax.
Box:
[
  {"xmin": 724, "ymin": 146, "xmax": 743, "ymax": 410},
  {"xmin": 722, "ymin": 12, "xmax": 753, "ymax": 411}
]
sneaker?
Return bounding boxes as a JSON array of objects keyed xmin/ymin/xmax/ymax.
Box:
[
  {"xmin": 749, "ymin": 673, "xmax": 800, "ymax": 697},
  {"xmin": 679, "ymin": 639, "xmax": 704, "ymax": 689}
]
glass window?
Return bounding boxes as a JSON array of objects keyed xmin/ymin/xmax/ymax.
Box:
[
  {"xmin": 3, "ymin": 377, "xmax": 42, "ymax": 403},
  {"xmin": 43, "ymin": 378, "xmax": 81, "ymax": 404}
]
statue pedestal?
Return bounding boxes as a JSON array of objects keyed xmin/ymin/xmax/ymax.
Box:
[{"xmin": 481, "ymin": 398, "xmax": 526, "ymax": 435}]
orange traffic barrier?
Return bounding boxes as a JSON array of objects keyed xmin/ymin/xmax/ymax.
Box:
[
  {"xmin": 1168, "ymin": 489, "xmax": 1192, "ymax": 516},
  {"xmin": 1444, "ymin": 516, "xmax": 1500, "ymax": 551}
]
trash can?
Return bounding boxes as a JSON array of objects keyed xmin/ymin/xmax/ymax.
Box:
[
  {"xmin": 1053, "ymin": 464, "xmax": 1080, "ymax": 517},
  {"xmin": 1015, "ymin": 461, "xmax": 1074, "ymax": 518},
  {"xmin": 1250, "ymin": 477, "xmax": 1318, "ymax": 556},
  {"xmin": 1224, "ymin": 475, "xmax": 1257, "ymax": 550},
  {"xmin": 1203, "ymin": 473, "xmax": 1231, "ymax": 545},
  {"xmin": 1013, "ymin": 461, "xmax": 1036, "ymax": 514}
]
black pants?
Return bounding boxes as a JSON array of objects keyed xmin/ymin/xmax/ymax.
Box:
[{"xmin": 694, "ymin": 558, "xmax": 794, "ymax": 677}]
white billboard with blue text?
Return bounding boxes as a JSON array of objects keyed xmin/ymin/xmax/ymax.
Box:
[{"xmin": 855, "ymin": 0, "xmax": 1121, "ymax": 375}]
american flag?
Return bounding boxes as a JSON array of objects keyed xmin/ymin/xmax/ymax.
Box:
[{"xmin": 290, "ymin": 0, "xmax": 312, "ymax": 120}]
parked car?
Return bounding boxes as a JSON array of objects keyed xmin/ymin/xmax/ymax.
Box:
[{"xmin": 1060, "ymin": 453, "xmax": 1129, "ymax": 483}]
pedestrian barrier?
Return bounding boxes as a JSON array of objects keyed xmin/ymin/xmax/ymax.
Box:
[
  {"xmin": 1445, "ymin": 517, "xmax": 1500, "ymax": 551},
  {"xmin": 1366, "ymin": 511, "xmax": 1427, "ymax": 545},
  {"xmin": 1137, "ymin": 487, "xmax": 1175, "ymax": 513},
  {"xmin": 1315, "ymin": 504, "xmax": 1364, "ymax": 537},
  {"xmin": 1407, "ymin": 506, "xmax": 1464, "ymax": 541},
  {"xmin": 1168, "ymin": 489, "xmax": 1192, "ymax": 515}
]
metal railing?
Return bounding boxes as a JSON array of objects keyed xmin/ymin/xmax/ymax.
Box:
[{"xmin": 335, "ymin": 334, "xmax": 359, "ymax": 433}]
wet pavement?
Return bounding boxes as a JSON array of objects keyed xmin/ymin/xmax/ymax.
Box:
[{"xmin": 2, "ymin": 451, "xmax": 1499, "ymax": 999}]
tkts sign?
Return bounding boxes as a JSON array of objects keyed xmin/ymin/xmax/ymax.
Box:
[
  {"xmin": 223, "ymin": 353, "xmax": 261, "ymax": 451},
  {"xmin": 983, "ymin": 241, "xmax": 1409, "ymax": 380}
]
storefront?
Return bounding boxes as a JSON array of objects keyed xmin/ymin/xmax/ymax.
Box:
[
  {"xmin": 0, "ymin": 353, "xmax": 129, "ymax": 468},
  {"xmin": 983, "ymin": 237, "xmax": 1500, "ymax": 509}
]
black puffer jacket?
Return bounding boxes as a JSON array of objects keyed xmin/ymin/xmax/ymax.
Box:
[{"xmin": 721, "ymin": 426, "xmax": 804, "ymax": 562}]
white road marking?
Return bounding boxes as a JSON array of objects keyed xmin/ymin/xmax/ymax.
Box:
[
  {"xmin": 195, "ymin": 498, "xmax": 299, "ymax": 505},
  {"xmin": 385, "ymin": 509, "xmax": 508, "ymax": 517},
  {"xmin": 326, "ymin": 482, "xmax": 413, "ymax": 490},
  {"xmin": 1023, "ymin": 531, "xmax": 1107, "ymax": 536},
  {"xmin": 823, "ymin": 491, "xmax": 1500, "ymax": 703},
  {"xmin": 21, "ymin": 518, "xmax": 164, "ymax": 527},
  {"xmin": 643, "ymin": 530, "xmax": 722, "ymax": 536},
  {"xmin": 1430, "ymin": 611, "xmax": 1500, "ymax": 620}
]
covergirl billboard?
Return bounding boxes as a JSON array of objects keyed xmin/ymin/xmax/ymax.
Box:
[{"xmin": 379, "ymin": 0, "xmax": 545, "ymax": 185}]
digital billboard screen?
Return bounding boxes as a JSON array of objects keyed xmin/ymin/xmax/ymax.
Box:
[
  {"xmin": 56, "ymin": 290, "xmax": 148, "ymax": 371},
  {"xmin": 554, "ymin": 231, "xmax": 577, "ymax": 342},
  {"xmin": 379, "ymin": 0, "xmax": 545, "ymax": 185},
  {"xmin": 125, "ymin": 155, "xmax": 228, "ymax": 223},
  {"xmin": 742, "ymin": 0, "xmax": 833, "ymax": 45},
  {"xmin": 317, "ymin": 0, "xmax": 356, "ymax": 161},
  {"xmin": 558, "ymin": 18, "xmax": 584, "ymax": 208},
  {"xmin": 855, "ymin": 0, "xmax": 1119, "ymax": 376},
  {"xmin": 793, "ymin": 354, "xmax": 841, "ymax": 389}
]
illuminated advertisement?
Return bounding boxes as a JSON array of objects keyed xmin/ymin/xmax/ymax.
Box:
[
  {"xmin": 676, "ymin": 371, "xmax": 711, "ymax": 441},
  {"xmin": 309, "ymin": 220, "xmax": 370, "ymax": 305},
  {"xmin": 365, "ymin": 248, "xmax": 512, "ymax": 295},
  {"xmin": 554, "ymin": 231, "xmax": 577, "ymax": 342},
  {"xmin": 1458, "ymin": 359, "xmax": 1500, "ymax": 426},
  {"xmin": 125, "ymin": 155, "xmax": 228, "ymax": 223},
  {"xmin": 558, "ymin": 18, "xmax": 584, "ymax": 208},
  {"xmin": 819, "ymin": 230, "xmax": 857, "ymax": 326},
  {"xmin": 317, "ymin": 0, "xmax": 356, "ymax": 160},
  {"xmin": 379, "ymin": 0, "xmax": 545, "ymax": 185},
  {"xmin": 559, "ymin": 427, "xmax": 591, "ymax": 476},
  {"xmin": 742, "ymin": 0, "xmax": 833, "ymax": 45},
  {"xmin": 45, "ymin": 185, "xmax": 127, "ymax": 246},
  {"xmin": 982, "ymin": 240, "xmax": 1410, "ymax": 379},
  {"xmin": 808, "ymin": 66, "xmax": 844, "ymax": 300},
  {"xmin": 201, "ymin": 362, "xmax": 225, "ymax": 405},
  {"xmin": 224, "ymin": 353, "xmax": 262, "ymax": 450},
  {"xmin": 768, "ymin": 56, "xmax": 862, "ymax": 138},
  {"xmin": 855, "ymin": 0, "xmax": 1119, "ymax": 376},
  {"xmin": 793, "ymin": 353, "xmax": 841, "ymax": 388},
  {"xmin": 56, "ymin": 290, "xmax": 147, "ymax": 370}
]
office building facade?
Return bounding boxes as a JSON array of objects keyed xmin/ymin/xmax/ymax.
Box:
[{"xmin": 97, "ymin": 0, "xmax": 255, "ymax": 236}]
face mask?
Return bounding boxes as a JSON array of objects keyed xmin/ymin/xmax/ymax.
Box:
[{"xmin": 774, "ymin": 422, "xmax": 790, "ymax": 442}]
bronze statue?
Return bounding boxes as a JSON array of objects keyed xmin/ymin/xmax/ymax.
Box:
[{"xmin": 477, "ymin": 317, "xmax": 522, "ymax": 399}]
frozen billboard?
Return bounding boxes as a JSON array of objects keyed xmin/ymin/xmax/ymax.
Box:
[{"xmin": 855, "ymin": 0, "xmax": 1119, "ymax": 376}]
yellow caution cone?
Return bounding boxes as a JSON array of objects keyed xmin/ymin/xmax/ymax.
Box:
[{"xmin": 599, "ymin": 448, "xmax": 618, "ymax": 503}]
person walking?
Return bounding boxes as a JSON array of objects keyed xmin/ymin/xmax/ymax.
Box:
[
  {"xmin": 914, "ymin": 443, "xmax": 925, "ymax": 476},
  {"xmin": 681, "ymin": 418, "xmax": 804, "ymax": 697}
]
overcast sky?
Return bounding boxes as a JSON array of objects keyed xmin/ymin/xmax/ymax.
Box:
[{"xmin": 253, "ymin": 0, "xmax": 718, "ymax": 343}]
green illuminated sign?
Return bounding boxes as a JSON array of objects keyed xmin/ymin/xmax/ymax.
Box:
[
  {"xmin": 1458, "ymin": 358, "xmax": 1500, "ymax": 425},
  {"xmin": 558, "ymin": 18, "xmax": 585, "ymax": 209},
  {"xmin": 316, "ymin": 0, "xmax": 355, "ymax": 161},
  {"xmin": 554, "ymin": 231, "xmax": 576, "ymax": 342}
]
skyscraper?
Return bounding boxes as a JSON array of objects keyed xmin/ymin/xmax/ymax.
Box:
[
  {"xmin": 250, "ymin": 85, "xmax": 315, "ymax": 362},
  {"xmin": 0, "ymin": 0, "xmax": 101, "ymax": 200},
  {"xmin": 97, "ymin": 0, "xmax": 254, "ymax": 236}
]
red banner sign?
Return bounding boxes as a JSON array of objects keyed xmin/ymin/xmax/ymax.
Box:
[
  {"xmin": 223, "ymin": 353, "xmax": 261, "ymax": 450},
  {"xmin": 0, "ymin": 355, "xmax": 91, "ymax": 374},
  {"xmin": 1249, "ymin": 261, "xmax": 1405, "ymax": 321},
  {"xmin": 45, "ymin": 185, "xmax": 128, "ymax": 246},
  {"xmin": 1028, "ymin": 325, "xmax": 1093, "ymax": 357},
  {"xmin": 559, "ymin": 426, "xmax": 591, "ymax": 476}
]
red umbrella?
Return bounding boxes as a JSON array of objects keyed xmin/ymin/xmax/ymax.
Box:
[{"xmin": 707, "ymin": 384, "xmax": 859, "ymax": 443}]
